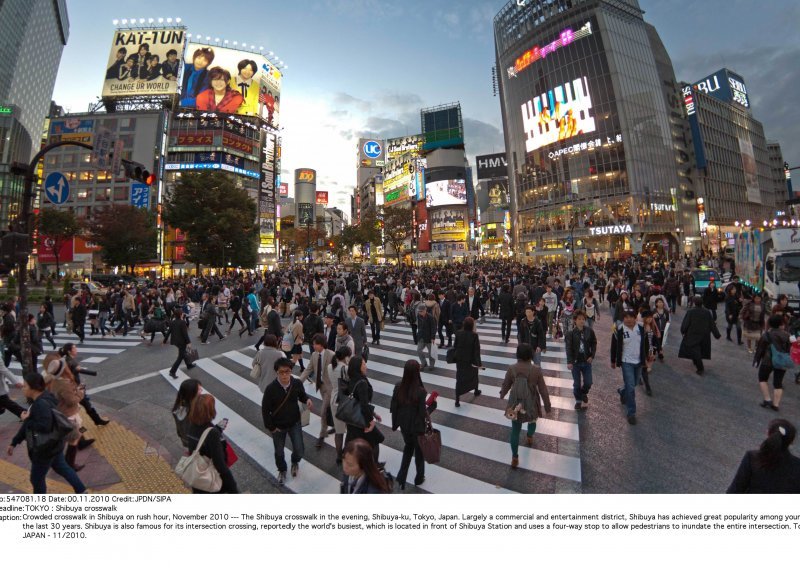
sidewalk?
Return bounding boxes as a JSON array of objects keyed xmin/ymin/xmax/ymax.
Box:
[{"xmin": 0, "ymin": 406, "xmax": 189, "ymax": 494}]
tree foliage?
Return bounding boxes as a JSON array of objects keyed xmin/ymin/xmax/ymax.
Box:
[
  {"xmin": 37, "ymin": 208, "xmax": 81, "ymax": 277},
  {"xmin": 380, "ymin": 205, "xmax": 414, "ymax": 262},
  {"xmin": 86, "ymin": 204, "xmax": 157, "ymax": 272},
  {"xmin": 280, "ymin": 226, "xmax": 329, "ymax": 257},
  {"xmin": 162, "ymin": 172, "xmax": 258, "ymax": 268}
]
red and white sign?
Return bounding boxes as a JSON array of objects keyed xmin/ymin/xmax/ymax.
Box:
[
  {"xmin": 315, "ymin": 191, "xmax": 329, "ymax": 205},
  {"xmin": 74, "ymin": 237, "xmax": 102, "ymax": 254},
  {"xmin": 37, "ymin": 235, "xmax": 74, "ymax": 264},
  {"xmin": 279, "ymin": 183, "xmax": 289, "ymax": 198}
]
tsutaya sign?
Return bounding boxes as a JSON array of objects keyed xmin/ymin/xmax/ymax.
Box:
[{"xmin": 588, "ymin": 224, "xmax": 634, "ymax": 236}]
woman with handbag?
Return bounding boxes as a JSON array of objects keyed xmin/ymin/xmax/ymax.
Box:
[
  {"xmin": 342, "ymin": 356, "xmax": 384, "ymax": 464},
  {"xmin": 185, "ymin": 394, "xmax": 238, "ymax": 493},
  {"xmin": 7, "ymin": 372, "xmax": 86, "ymax": 494},
  {"xmin": 453, "ymin": 317, "xmax": 482, "ymax": 407},
  {"xmin": 340, "ymin": 438, "xmax": 391, "ymax": 494},
  {"xmin": 499, "ymin": 343, "xmax": 552, "ymax": 469},
  {"xmin": 172, "ymin": 378, "xmax": 202, "ymax": 449},
  {"xmin": 328, "ymin": 346, "xmax": 352, "ymax": 465},
  {"xmin": 390, "ymin": 360, "xmax": 428, "ymax": 490},
  {"xmin": 43, "ymin": 356, "xmax": 90, "ymax": 471},
  {"xmin": 753, "ymin": 314, "xmax": 791, "ymax": 412}
]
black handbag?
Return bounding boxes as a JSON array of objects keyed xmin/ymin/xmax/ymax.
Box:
[
  {"xmin": 26, "ymin": 409, "xmax": 76, "ymax": 460},
  {"xmin": 362, "ymin": 344, "xmax": 370, "ymax": 361},
  {"xmin": 335, "ymin": 380, "xmax": 368, "ymax": 428},
  {"xmin": 446, "ymin": 347, "xmax": 456, "ymax": 364},
  {"xmin": 186, "ymin": 346, "xmax": 200, "ymax": 364}
]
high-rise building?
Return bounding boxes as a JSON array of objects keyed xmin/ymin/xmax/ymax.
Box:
[
  {"xmin": 494, "ymin": 0, "xmax": 684, "ymax": 262},
  {"xmin": 683, "ymin": 68, "xmax": 785, "ymax": 249},
  {"xmin": 0, "ymin": 0, "xmax": 69, "ymax": 229}
]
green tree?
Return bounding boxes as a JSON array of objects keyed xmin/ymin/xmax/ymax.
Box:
[
  {"xmin": 380, "ymin": 205, "xmax": 414, "ymax": 264},
  {"xmin": 37, "ymin": 208, "xmax": 81, "ymax": 278},
  {"xmin": 162, "ymin": 172, "xmax": 258, "ymax": 270},
  {"xmin": 280, "ymin": 226, "xmax": 328, "ymax": 259},
  {"xmin": 357, "ymin": 212, "xmax": 383, "ymax": 259},
  {"xmin": 87, "ymin": 205, "xmax": 158, "ymax": 273}
]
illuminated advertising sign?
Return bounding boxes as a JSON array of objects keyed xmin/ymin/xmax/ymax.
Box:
[
  {"xmin": 521, "ymin": 76, "xmax": 596, "ymax": 153},
  {"xmin": 476, "ymin": 153, "xmax": 508, "ymax": 180},
  {"xmin": 425, "ymin": 179, "xmax": 466, "ymax": 208},
  {"xmin": 279, "ymin": 183, "xmax": 289, "ymax": 197},
  {"xmin": 358, "ymin": 138, "xmax": 385, "ymax": 167},
  {"xmin": 37, "ymin": 235, "xmax": 74, "ymax": 264},
  {"xmin": 431, "ymin": 208, "xmax": 467, "ymax": 242},
  {"xmin": 386, "ymin": 135, "xmax": 424, "ymax": 160},
  {"xmin": 316, "ymin": 191, "xmax": 329, "ymax": 205},
  {"xmin": 383, "ymin": 156, "xmax": 422, "ymax": 207},
  {"xmin": 682, "ymin": 83, "xmax": 707, "ymax": 169},
  {"xmin": 693, "ymin": 68, "xmax": 750, "ymax": 110},
  {"xmin": 415, "ymin": 201, "xmax": 430, "ymax": 252},
  {"xmin": 432, "ymin": 242, "xmax": 466, "ymax": 254},
  {"xmin": 180, "ymin": 44, "xmax": 282, "ymax": 127},
  {"xmin": 487, "ymin": 179, "xmax": 509, "ymax": 208},
  {"xmin": 102, "ymin": 28, "xmax": 186, "ymax": 98},
  {"xmin": 49, "ymin": 118, "xmax": 94, "ymax": 143},
  {"xmin": 508, "ymin": 22, "xmax": 593, "ymax": 79},
  {"xmin": 295, "ymin": 169, "xmax": 316, "ymax": 184},
  {"xmin": 547, "ymin": 133, "xmax": 622, "ymax": 160},
  {"xmin": 259, "ymin": 132, "xmax": 278, "ymax": 253},
  {"xmin": 164, "ymin": 162, "xmax": 260, "ymax": 178}
]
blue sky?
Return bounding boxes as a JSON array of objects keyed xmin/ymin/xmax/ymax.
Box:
[{"xmin": 53, "ymin": 0, "xmax": 799, "ymax": 212}]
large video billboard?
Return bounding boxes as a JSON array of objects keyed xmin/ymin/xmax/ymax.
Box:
[
  {"xmin": 383, "ymin": 155, "xmax": 422, "ymax": 207},
  {"xmin": 430, "ymin": 208, "xmax": 467, "ymax": 242},
  {"xmin": 180, "ymin": 44, "xmax": 281, "ymax": 128},
  {"xmin": 520, "ymin": 76, "xmax": 596, "ymax": 153},
  {"xmin": 102, "ymin": 28, "xmax": 186, "ymax": 98},
  {"xmin": 386, "ymin": 135, "xmax": 424, "ymax": 160},
  {"xmin": 426, "ymin": 179, "xmax": 466, "ymax": 208}
]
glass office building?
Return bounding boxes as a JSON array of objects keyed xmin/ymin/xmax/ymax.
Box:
[{"xmin": 494, "ymin": 0, "xmax": 683, "ymax": 262}]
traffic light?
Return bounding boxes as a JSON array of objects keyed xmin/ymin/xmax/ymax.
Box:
[
  {"xmin": 0, "ymin": 231, "xmax": 30, "ymax": 275},
  {"xmin": 122, "ymin": 160, "xmax": 155, "ymax": 185}
]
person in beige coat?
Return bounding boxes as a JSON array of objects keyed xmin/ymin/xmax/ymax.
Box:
[
  {"xmin": 42, "ymin": 354, "xmax": 86, "ymax": 472},
  {"xmin": 365, "ymin": 289, "xmax": 384, "ymax": 345},
  {"xmin": 499, "ymin": 343, "xmax": 552, "ymax": 469},
  {"xmin": 300, "ymin": 334, "xmax": 336, "ymax": 448}
]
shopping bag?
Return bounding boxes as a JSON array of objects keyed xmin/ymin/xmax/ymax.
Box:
[
  {"xmin": 791, "ymin": 341, "xmax": 800, "ymax": 365},
  {"xmin": 186, "ymin": 346, "xmax": 199, "ymax": 364},
  {"xmin": 300, "ymin": 403, "xmax": 311, "ymax": 427},
  {"xmin": 661, "ymin": 322, "xmax": 671, "ymax": 348},
  {"xmin": 417, "ymin": 415, "xmax": 441, "ymax": 464},
  {"xmin": 431, "ymin": 343, "xmax": 439, "ymax": 359}
]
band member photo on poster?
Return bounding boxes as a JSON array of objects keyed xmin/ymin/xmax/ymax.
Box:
[{"xmin": 101, "ymin": 28, "xmax": 186, "ymax": 97}]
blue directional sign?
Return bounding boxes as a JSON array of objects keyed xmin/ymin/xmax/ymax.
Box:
[
  {"xmin": 44, "ymin": 172, "xmax": 70, "ymax": 205},
  {"xmin": 130, "ymin": 183, "xmax": 151, "ymax": 209}
]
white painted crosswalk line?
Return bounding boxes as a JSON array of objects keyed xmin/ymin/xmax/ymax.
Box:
[
  {"xmin": 159, "ymin": 367, "xmax": 341, "ymax": 494},
  {"xmin": 222, "ymin": 351, "xmax": 579, "ymax": 442},
  {"xmin": 200, "ymin": 356, "xmax": 514, "ymax": 494}
]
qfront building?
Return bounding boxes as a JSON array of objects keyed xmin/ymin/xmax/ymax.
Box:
[{"xmin": 494, "ymin": 0, "xmax": 685, "ymax": 262}]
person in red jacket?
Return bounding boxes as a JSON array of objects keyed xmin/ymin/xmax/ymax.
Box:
[{"xmin": 196, "ymin": 67, "xmax": 243, "ymax": 114}]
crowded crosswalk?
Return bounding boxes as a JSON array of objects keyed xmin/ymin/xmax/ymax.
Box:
[{"xmin": 159, "ymin": 315, "xmax": 582, "ymax": 494}]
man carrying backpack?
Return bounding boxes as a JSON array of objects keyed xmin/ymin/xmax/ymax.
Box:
[
  {"xmin": 499, "ymin": 343, "xmax": 551, "ymax": 469},
  {"xmin": 565, "ymin": 310, "xmax": 597, "ymax": 411}
]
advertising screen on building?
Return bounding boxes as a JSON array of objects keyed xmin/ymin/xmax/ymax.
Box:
[
  {"xmin": 426, "ymin": 179, "xmax": 466, "ymax": 208},
  {"xmin": 259, "ymin": 132, "xmax": 278, "ymax": 254},
  {"xmin": 384, "ymin": 156, "xmax": 422, "ymax": 207},
  {"xmin": 693, "ymin": 68, "xmax": 750, "ymax": 111},
  {"xmin": 180, "ymin": 44, "xmax": 281, "ymax": 128},
  {"xmin": 49, "ymin": 118, "xmax": 95, "ymax": 144},
  {"xmin": 358, "ymin": 138, "xmax": 385, "ymax": 168},
  {"xmin": 487, "ymin": 179, "xmax": 509, "ymax": 208},
  {"xmin": 316, "ymin": 191, "xmax": 328, "ymax": 205},
  {"xmin": 738, "ymin": 136, "xmax": 761, "ymax": 204},
  {"xmin": 521, "ymin": 76, "xmax": 597, "ymax": 153},
  {"xmin": 386, "ymin": 135, "xmax": 424, "ymax": 160},
  {"xmin": 415, "ymin": 201, "xmax": 430, "ymax": 252},
  {"xmin": 430, "ymin": 208, "xmax": 467, "ymax": 242},
  {"xmin": 102, "ymin": 28, "xmax": 186, "ymax": 99}
]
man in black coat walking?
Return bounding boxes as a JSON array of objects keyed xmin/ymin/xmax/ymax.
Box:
[
  {"xmin": 168, "ymin": 309, "xmax": 196, "ymax": 378},
  {"xmin": 437, "ymin": 290, "xmax": 452, "ymax": 348},
  {"xmin": 679, "ymin": 296, "xmax": 721, "ymax": 375}
]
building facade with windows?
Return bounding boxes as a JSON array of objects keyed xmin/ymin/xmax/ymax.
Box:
[{"xmin": 494, "ymin": 0, "xmax": 684, "ymax": 262}]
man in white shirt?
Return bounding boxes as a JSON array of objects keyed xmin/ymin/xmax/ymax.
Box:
[{"xmin": 610, "ymin": 310, "xmax": 646, "ymax": 425}]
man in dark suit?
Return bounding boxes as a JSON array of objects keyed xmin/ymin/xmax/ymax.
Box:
[
  {"xmin": 168, "ymin": 310, "xmax": 196, "ymax": 378},
  {"xmin": 466, "ymin": 287, "xmax": 484, "ymax": 321},
  {"xmin": 323, "ymin": 312, "xmax": 338, "ymax": 351},
  {"xmin": 437, "ymin": 290, "xmax": 453, "ymax": 348},
  {"xmin": 346, "ymin": 305, "xmax": 368, "ymax": 359}
]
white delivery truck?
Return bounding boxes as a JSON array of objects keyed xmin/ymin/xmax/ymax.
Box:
[{"xmin": 734, "ymin": 228, "xmax": 800, "ymax": 308}]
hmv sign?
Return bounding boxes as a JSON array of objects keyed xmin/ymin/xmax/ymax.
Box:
[{"xmin": 476, "ymin": 152, "xmax": 509, "ymax": 180}]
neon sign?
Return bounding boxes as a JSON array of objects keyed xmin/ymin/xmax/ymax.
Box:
[{"xmin": 508, "ymin": 22, "xmax": 593, "ymax": 79}]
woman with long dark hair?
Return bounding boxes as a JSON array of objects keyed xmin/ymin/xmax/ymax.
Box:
[
  {"xmin": 727, "ymin": 419, "xmax": 800, "ymax": 493},
  {"xmin": 390, "ymin": 360, "xmax": 427, "ymax": 489},
  {"xmin": 172, "ymin": 378, "xmax": 202, "ymax": 449},
  {"xmin": 340, "ymin": 438, "xmax": 391, "ymax": 494},
  {"xmin": 343, "ymin": 356, "xmax": 383, "ymax": 462},
  {"xmin": 327, "ymin": 346, "xmax": 352, "ymax": 465}
]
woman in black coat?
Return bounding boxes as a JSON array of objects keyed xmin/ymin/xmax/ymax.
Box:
[
  {"xmin": 452, "ymin": 317, "xmax": 482, "ymax": 407},
  {"xmin": 185, "ymin": 394, "xmax": 238, "ymax": 493},
  {"xmin": 390, "ymin": 360, "xmax": 427, "ymax": 490},
  {"xmin": 678, "ymin": 296, "xmax": 721, "ymax": 375},
  {"xmin": 344, "ymin": 356, "xmax": 384, "ymax": 463},
  {"xmin": 727, "ymin": 419, "xmax": 800, "ymax": 493},
  {"xmin": 498, "ymin": 284, "xmax": 515, "ymax": 343}
]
